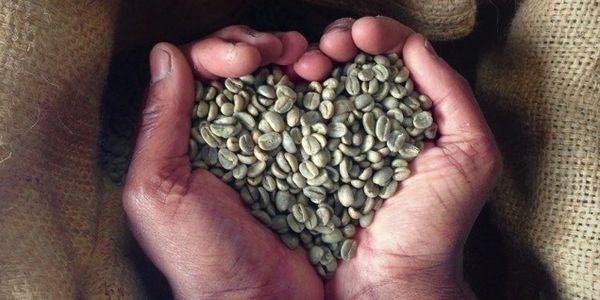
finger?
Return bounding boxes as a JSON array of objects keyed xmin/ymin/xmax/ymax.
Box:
[
  {"xmin": 319, "ymin": 17, "xmax": 358, "ymax": 62},
  {"xmin": 273, "ymin": 31, "xmax": 308, "ymax": 65},
  {"xmin": 211, "ymin": 25, "xmax": 284, "ymax": 66},
  {"xmin": 181, "ymin": 37, "xmax": 261, "ymax": 79},
  {"xmin": 126, "ymin": 43, "xmax": 194, "ymax": 198},
  {"xmin": 402, "ymin": 33, "xmax": 491, "ymax": 142},
  {"xmin": 351, "ymin": 16, "xmax": 414, "ymax": 55},
  {"xmin": 293, "ymin": 48, "xmax": 333, "ymax": 81}
]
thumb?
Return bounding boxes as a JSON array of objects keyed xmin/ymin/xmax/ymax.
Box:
[
  {"xmin": 403, "ymin": 34, "xmax": 492, "ymax": 144},
  {"xmin": 124, "ymin": 42, "xmax": 194, "ymax": 215}
]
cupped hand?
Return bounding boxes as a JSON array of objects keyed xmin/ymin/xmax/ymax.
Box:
[
  {"xmin": 123, "ymin": 18, "xmax": 502, "ymax": 300},
  {"xmin": 122, "ymin": 27, "xmax": 324, "ymax": 299},
  {"xmin": 314, "ymin": 16, "xmax": 502, "ymax": 299}
]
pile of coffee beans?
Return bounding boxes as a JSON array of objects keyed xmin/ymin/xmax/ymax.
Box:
[{"xmin": 188, "ymin": 52, "xmax": 436, "ymax": 278}]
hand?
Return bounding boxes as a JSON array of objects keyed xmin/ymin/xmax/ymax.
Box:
[
  {"xmin": 122, "ymin": 27, "xmax": 326, "ymax": 299},
  {"xmin": 123, "ymin": 17, "xmax": 502, "ymax": 300},
  {"xmin": 314, "ymin": 17, "xmax": 502, "ymax": 299}
]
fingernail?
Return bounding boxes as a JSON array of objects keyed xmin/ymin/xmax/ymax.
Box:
[
  {"xmin": 423, "ymin": 36, "xmax": 438, "ymax": 57},
  {"xmin": 324, "ymin": 17, "xmax": 354, "ymax": 33},
  {"xmin": 150, "ymin": 46, "xmax": 171, "ymax": 83}
]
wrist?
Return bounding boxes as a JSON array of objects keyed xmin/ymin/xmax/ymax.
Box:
[
  {"xmin": 331, "ymin": 252, "xmax": 476, "ymax": 300},
  {"xmin": 364, "ymin": 272, "xmax": 475, "ymax": 300},
  {"xmin": 345, "ymin": 272, "xmax": 475, "ymax": 300}
]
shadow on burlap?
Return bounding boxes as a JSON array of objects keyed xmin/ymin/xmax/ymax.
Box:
[{"xmin": 1, "ymin": 0, "xmax": 597, "ymax": 299}]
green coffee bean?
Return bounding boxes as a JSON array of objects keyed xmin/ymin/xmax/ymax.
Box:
[
  {"xmin": 342, "ymin": 224, "xmax": 356, "ymax": 238},
  {"xmin": 359, "ymin": 212, "xmax": 374, "ymax": 228},
  {"xmin": 340, "ymin": 239, "xmax": 358, "ymax": 260},
  {"xmin": 363, "ymin": 180, "xmax": 380, "ymax": 198},
  {"xmin": 345, "ymin": 75, "xmax": 361, "ymax": 96},
  {"xmin": 271, "ymin": 215, "xmax": 289, "ymax": 233},
  {"xmin": 257, "ymin": 132, "xmax": 282, "ymax": 151},
  {"xmin": 319, "ymin": 100, "xmax": 335, "ymax": 119},
  {"xmin": 413, "ymin": 111, "xmax": 433, "ymax": 129},
  {"xmin": 373, "ymin": 167, "xmax": 393, "ymax": 186},
  {"xmin": 304, "ymin": 207, "xmax": 318, "ymax": 230},
  {"xmin": 217, "ymin": 149, "xmax": 238, "ymax": 170},
  {"xmin": 379, "ymin": 181, "xmax": 398, "ymax": 199},
  {"xmin": 304, "ymin": 186, "xmax": 327, "ymax": 204},
  {"xmin": 348, "ymin": 207, "xmax": 362, "ymax": 219},
  {"xmin": 281, "ymin": 234, "xmax": 299, "ymax": 249},
  {"xmin": 257, "ymin": 85, "xmax": 276, "ymax": 99},
  {"xmin": 393, "ymin": 167, "xmax": 410, "ymax": 181},
  {"xmin": 322, "ymin": 229, "xmax": 344, "ymax": 243},
  {"xmin": 354, "ymin": 94, "xmax": 375, "ymax": 111},
  {"xmin": 287, "ymin": 213, "xmax": 305, "ymax": 233},
  {"xmin": 362, "ymin": 112, "xmax": 377, "ymax": 136},
  {"xmin": 316, "ymin": 206, "xmax": 332, "ymax": 225},
  {"xmin": 252, "ymin": 209, "xmax": 272, "ymax": 226},
  {"xmin": 358, "ymin": 68, "xmax": 375, "ymax": 81},
  {"xmin": 375, "ymin": 116, "xmax": 392, "ymax": 141},
  {"xmin": 309, "ymin": 246, "xmax": 325, "ymax": 264},
  {"xmin": 424, "ymin": 123, "xmax": 438, "ymax": 139},
  {"xmin": 322, "ymin": 87, "xmax": 336, "ymax": 101},
  {"xmin": 337, "ymin": 185, "xmax": 354, "ymax": 207},
  {"xmin": 303, "ymin": 92, "xmax": 321, "ymax": 110},
  {"xmin": 399, "ymin": 143, "xmax": 420, "ymax": 159},
  {"xmin": 327, "ymin": 122, "xmax": 348, "ymax": 138},
  {"xmin": 291, "ymin": 203, "xmax": 308, "ymax": 223}
]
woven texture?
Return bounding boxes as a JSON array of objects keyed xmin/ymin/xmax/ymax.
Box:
[
  {"xmin": 477, "ymin": 0, "xmax": 600, "ymax": 298},
  {"xmin": 302, "ymin": 0, "xmax": 476, "ymax": 40},
  {"xmin": 0, "ymin": 0, "xmax": 146, "ymax": 299},
  {"xmin": 0, "ymin": 0, "xmax": 597, "ymax": 299}
]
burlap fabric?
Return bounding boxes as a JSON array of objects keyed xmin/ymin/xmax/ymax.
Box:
[
  {"xmin": 477, "ymin": 0, "xmax": 600, "ymax": 298},
  {"xmin": 302, "ymin": 0, "xmax": 476, "ymax": 40},
  {"xmin": 0, "ymin": 0, "xmax": 596, "ymax": 299}
]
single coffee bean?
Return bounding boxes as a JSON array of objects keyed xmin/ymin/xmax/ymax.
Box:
[
  {"xmin": 257, "ymin": 132, "xmax": 282, "ymax": 151},
  {"xmin": 327, "ymin": 122, "xmax": 348, "ymax": 138},
  {"xmin": 359, "ymin": 212, "xmax": 374, "ymax": 228},
  {"xmin": 304, "ymin": 186, "xmax": 327, "ymax": 204},
  {"xmin": 379, "ymin": 180, "xmax": 399, "ymax": 199},
  {"xmin": 303, "ymin": 92, "xmax": 321, "ymax": 110},
  {"xmin": 281, "ymin": 234, "xmax": 299, "ymax": 249},
  {"xmin": 375, "ymin": 116, "xmax": 392, "ymax": 141},
  {"xmin": 340, "ymin": 239, "xmax": 358, "ymax": 260},
  {"xmin": 342, "ymin": 224, "xmax": 356, "ymax": 238},
  {"xmin": 354, "ymin": 94, "xmax": 375, "ymax": 111},
  {"xmin": 302, "ymin": 135, "xmax": 322, "ymax": 156},
  {"xmin": 398, "ymin": 143, "xmax": 420, "ymax": 159},
  {"xmin": 287, "ymin": 213, "xmax": 305, "ymax": 233},
  {"xmin": 337, "ymin": 184, "xmax": 354, "ymax": 207},
  {"xmin": 373, "ymin": 167, "xmax": 393, "ymax": 186},
  {"xmin": 345, "ymin": 75, "xmax": 361, "ymax": 96},
  {"xmin": 217, "ymin": 148, "xmax": 238, "ymax": 170},
  {"xmin": 316, "ymin": 207, "xmax": 332, "ymax": 225},
  {"xmin": 252, "ymin": 209, "xmax": 272, "ymax": 226},
  {"xmin": 263, "ymin": 111, "xmax": 286, "ymax": 132},
  {"xmin": 393, "ymin": 167, "xmax": 411, "ymax": 181},
  {"xmin": 322, "ymin": 229, "xmax": 344, "ymax": 244},
  {"xmin": 413, "ymin": 111, "xmax": 433, "ymax": 129},
  {"xmin": 257, "ymin": 84, "xmax": 276, "ymax": 99},
  {"xmin": 358, "ymin": 68, "xmax": 375, "ymax": 81}
]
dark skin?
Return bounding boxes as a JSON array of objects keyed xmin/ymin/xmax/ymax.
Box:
[{"xmin": 123, "ymin": 16, "xmax": 502, "ymax": 299}]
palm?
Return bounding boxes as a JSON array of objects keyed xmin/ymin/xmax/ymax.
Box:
[
  {"xmin": 164, "ymin": 169, "xmax": 323, "ymax": 299},
  {"xmin": 328, "ymin": 136, "xmax": 496, "ymax": 297}
]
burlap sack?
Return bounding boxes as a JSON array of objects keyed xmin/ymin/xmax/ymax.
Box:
[
  {"xmin": 302, "ymin": 0, "xmax": 476, "ymax": 40},
  {"xmin": 0, "ymin": 0, "xmax": 244, "ymax": 298},
  {"xmin": 5, "ymin": 0, "xmax": 597, "ymax": 299},
  {"xmin": 476, "ymin": 0, "xmax": 600, "ymax": 298}
]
